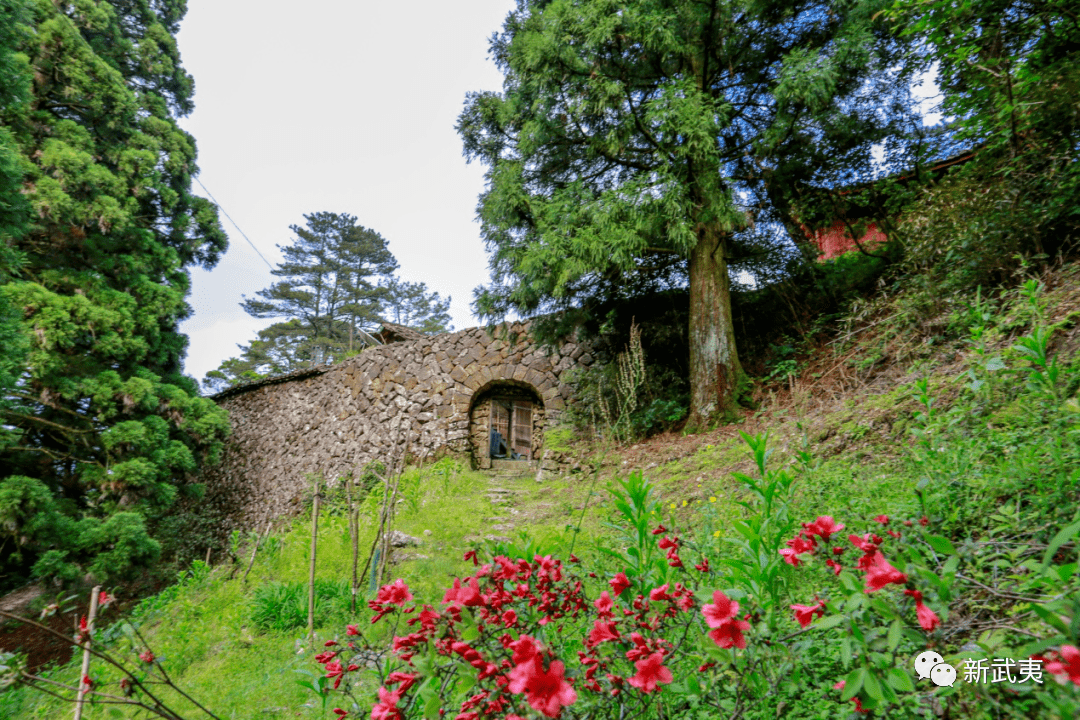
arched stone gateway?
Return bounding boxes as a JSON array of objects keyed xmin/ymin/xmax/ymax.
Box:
[
  {"xmin": 468, "ymin": 379, "xmax": 545, "ymax": 469},
  {"xmin": 199, "ymin": 322, "xmax": 589, "ymax": 533}
]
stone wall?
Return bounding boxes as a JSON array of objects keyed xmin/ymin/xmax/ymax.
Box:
[{"xmin": 201, "ymin": 322, "xmax": 589, "ymax": 532}]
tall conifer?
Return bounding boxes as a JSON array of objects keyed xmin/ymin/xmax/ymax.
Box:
[{"xmin": 0, "ymin": 0, "xmax": 230, "ymax": 586}]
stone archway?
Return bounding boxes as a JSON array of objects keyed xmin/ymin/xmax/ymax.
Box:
[{"xmin": 468, "ymin": 379, "xmax": 545, "ymax": 469}]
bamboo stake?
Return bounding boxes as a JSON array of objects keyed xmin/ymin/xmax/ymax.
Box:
[
  {"xmin": 307, "ymin": 478, "xmax": 320, "ymax": 648},
  {"xmin": 378, "ymin": 460, "xmax": 405, "ymax": 587},
  {"xmin": 73, "ymin": 585, "xmax": 101, "ymax": 720},
  {"xmin": 204, "ymin": 547, "xmax": 211, "ymax": 566},
  {"xmin": 242, "ymin": 520, "xmax": 273, "ymax": 583},
  {"xmin": 348, "ymin": 474, "xmax": 359, "ymax": 614},
  {"xmin": 369, "ymin": 425, "xmax": 403, "ymax": 589}
]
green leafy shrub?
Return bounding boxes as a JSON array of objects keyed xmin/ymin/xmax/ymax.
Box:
[{"xmin": 250, "ymin": 579, "xmax": 351, "ymax": 633}]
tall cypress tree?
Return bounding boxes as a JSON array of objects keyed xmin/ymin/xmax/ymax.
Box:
[
  {"xmin": 459, "ymin": 0, "xmax": 920, "ymax": 427},
  {"xmin": 0, "ymin": 0, "xmax": 230, "ymax": 586}
]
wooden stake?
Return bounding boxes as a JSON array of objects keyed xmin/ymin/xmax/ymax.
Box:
[
  {"xmin": 242, "ymin": 521, "xmax": 273, "ymax": 583},
  {"xmin": 205, "ymin": 546, "xmax": 212, "ymax": 566},
  {"xmin": 73, "ymin": 585, "xmax": 100, "ymax": 720},
  {"xmin": 347, "ymin": 475, "xmax": 359, "ymax": 614},
  {"xmin": 307, "ymin": 478, "xmax": 320, "ymax": 648}
]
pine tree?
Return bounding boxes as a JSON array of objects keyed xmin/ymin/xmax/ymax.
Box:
[
  {"xmin": 206, "ymin": 214, "xmax": 454, "ymax": 392},
  {"xmin": 0, "ymin": 0, "xmax": 230, "ymax": 587},
  {"xmin": 240, "ymin": 212, "xmax": 399, "ymax": 365},
  {"xmin": 382, "ymin": 277, "xmax": 453, "ymax": 335},
  {"xmin": 458, "ymin": 0, "xmax": 920, "ymax": 426}
]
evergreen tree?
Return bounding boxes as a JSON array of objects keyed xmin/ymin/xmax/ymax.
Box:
[
  {"xmin": 239, "ymin": 212, "xmax": 399, "ymax": 366},
  {"xmin": 205, "ymin": 213, "xmax": 454, "ymax": 392},
  {"xmin": 458, "ymin": 0, "xmax": 920, "ymax": 426},
  {"xmin": 0, "ymin": 0, "xmax": 230, "ymax": 587},
  {"xmin": 382, "ymin": 277, "xmax": 453, "ymax": 335}
]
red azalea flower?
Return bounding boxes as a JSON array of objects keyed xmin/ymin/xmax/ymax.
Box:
[
  {"xmin": 371, "ymin": 687, "xmax": 403, "ymax": 720},
  {"xmin": 81, "ymin": 674, "xmax": 92, "ymax": 688},
  {"xmin": 610, "ymin": 572, "xmax": 631, "ymax": 596},
  {"xmin": 333, "ymin": 709, "xmax": 348, "ymax": 718},
  {"xmin": 510, "ymin": 635, "xmax": 542, "ymax": 665},
  {"xmin": 848, "ymin": 533, "xmax": 877, "ymax": 553},
  {"xmin": 502, "ymin": 609, "xmax": 518, "ymax": 627},
  {"xmin": 702, "ymin": 590, "xmax": 737, "ymax": 627},
  {"xmin": 463, "ymin": 549, "xmax": 479, "ymax": 565},
  {"xmin": 569, "ymin": 553, "xmax": 581, "ymax": 563},
  {"xmin": 443, "ymin": 577, "xmax": 483, "ymax": 607},
  {"xmin": 594, "ymin": 591, "xmax": 614, "ymax": 616},
  {"xmin": 98, "ymin": 590, "xmax": 111, "ymax": 607},
  {"xmin": 804, "ymin": 516, "xmax": 845, "ymax": 541},
  {"xmin": 649, "ymin": 584, "xmax": 673, "ymax": 602},
  {"xmin": 874, "ymin": 515, "xmax": 889, "ymax": 525},
  {"xmin": 826, "ymin": 559, "xmax": 843, "ymax": 576},
  {"xmin": 587, "ymin": 620, "xmax": 621, "ymax": 647},
  {"xmin": 325, "ymin": 661, "xmax": 346, "ymax": 689},
  {"xmin": 1043, "ymin": 645, "xmax": 1080, "ymax": 686},
  {"xmin": 707, "ymin": 619, "xmax": 750, "ymax": 649},
  {"xmin": 628, "ymin": 651, "xmax": 673, "ymax": 693},
  {"xmin": 377, "ymin": 579, "xmax": 414, "ymax": 606},
  {"xmin": 703, "ymin": 590, "xmax": 749, "ymax": 649},
  {"xmin": 658, "ymin": 536, "xmax": 678, "ymax": 550},
  {"xmin": 779, "ymin": 548, "xmax": 802, "ymax": 567},
  {"xmin": 903, "ymin": 589, "xmax": 941, "ymax": 632},
  {"xmin": 787, "ymin": 534, "xmax": 816, "ymax": 554},
  {"xmin": 651, "ymin": 525, "xmax": 667, "ymax": 535},
  {"xmin": 864, "ymin": 552, "xmax": 908, "ymax": 592},
  {"xmin": 508, "ymin": 656, "xmax": 577, "ymax": 718},
  {"xmin": 695, "ymin": 557, "xmax": 710, "ymax": 573},
  {"xmin": 139, "ymin": 650, "xmax": 155, "ymax": 664},
  {"xmin": 918, "ymin": 516, "xmax": 929, "ymax": 526},
  {"xmin": 325, "ymin": 640, "xmax": 339, "ymax": 647},
  {"xmin": 790, "ymin": 601, "xmax": 826, "ymax": 628},
  {"xmin": 346, "ymin": 624, "xmax": 361, "ymax": 636}
]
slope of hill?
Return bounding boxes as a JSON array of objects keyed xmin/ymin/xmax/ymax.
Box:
[{"xmin": 2, "ymin": 263, "xmax": 1079, "ymax": 719}]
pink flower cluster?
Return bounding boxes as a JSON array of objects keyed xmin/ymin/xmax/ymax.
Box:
[
  {"xmin": 781, "ymin": 515, "xmax": 941, "ymax": 633},
  {"xmin": 322, "ymin": 535, "xmax": 760, "ymax": 720}
]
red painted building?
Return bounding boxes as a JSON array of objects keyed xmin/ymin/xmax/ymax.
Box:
[{"xmin": 798, "ymin": 151, "xmax": 974, "ymax": 261}]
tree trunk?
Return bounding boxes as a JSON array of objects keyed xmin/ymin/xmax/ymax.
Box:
[{"xmin": 687, "ymin": 221, "xmax": 744, "ymax": 429}]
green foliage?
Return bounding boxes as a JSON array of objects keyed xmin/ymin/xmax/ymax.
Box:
[
  {"xmin": 888, "ymin": 0, "xmax": 1080, "ymax": 290},
  {"xmin": 251, "ymin": 580, "xmax": 352, "ymax": 633},
  {"xmin": 381, "ymin": 277, "xmax": 452, "ymax": 335},
  {"xmin": 0, "ymin": 0, "xmax": 231, "ymax": 591}
]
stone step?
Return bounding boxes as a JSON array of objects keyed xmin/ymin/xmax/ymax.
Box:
[{"xmin": 490, "ymin": 459, "xmax": 536, "ymax": 472}]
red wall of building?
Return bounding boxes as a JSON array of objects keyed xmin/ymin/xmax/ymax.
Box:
[{"xmin": 810, "ymin": 221, "xmax": 887, "ymax": 260}]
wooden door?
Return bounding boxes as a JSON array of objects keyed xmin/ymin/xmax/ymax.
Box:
[
  {"xmin": 491, "ymin": 402, "xmax": 510, "ymax": 448},
  {"xmin": 511, "ymin": 402, "xmax": 532, "ymax": 459}
]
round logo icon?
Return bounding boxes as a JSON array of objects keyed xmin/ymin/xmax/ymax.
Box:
[
  {"xmin": 930, "ymin": 663, "xmax": 957, "ymax": 687},
  {"xmin": 914, "ymin": 651, "xmax": 945, "ymax": 680}
]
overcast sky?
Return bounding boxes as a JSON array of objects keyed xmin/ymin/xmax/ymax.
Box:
[{"xmin": 176, "ymin": 0, "xmax": 517, "ymax": 386}]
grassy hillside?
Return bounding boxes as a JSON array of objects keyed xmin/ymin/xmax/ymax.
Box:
[{"xmin": 2, "ymin": 265, "xmax": 1079, "ymax": 718}]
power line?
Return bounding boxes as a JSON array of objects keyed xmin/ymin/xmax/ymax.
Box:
[{"xmin": 193, "ymin": 176, "xmax": 275, "ymax": 271}]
